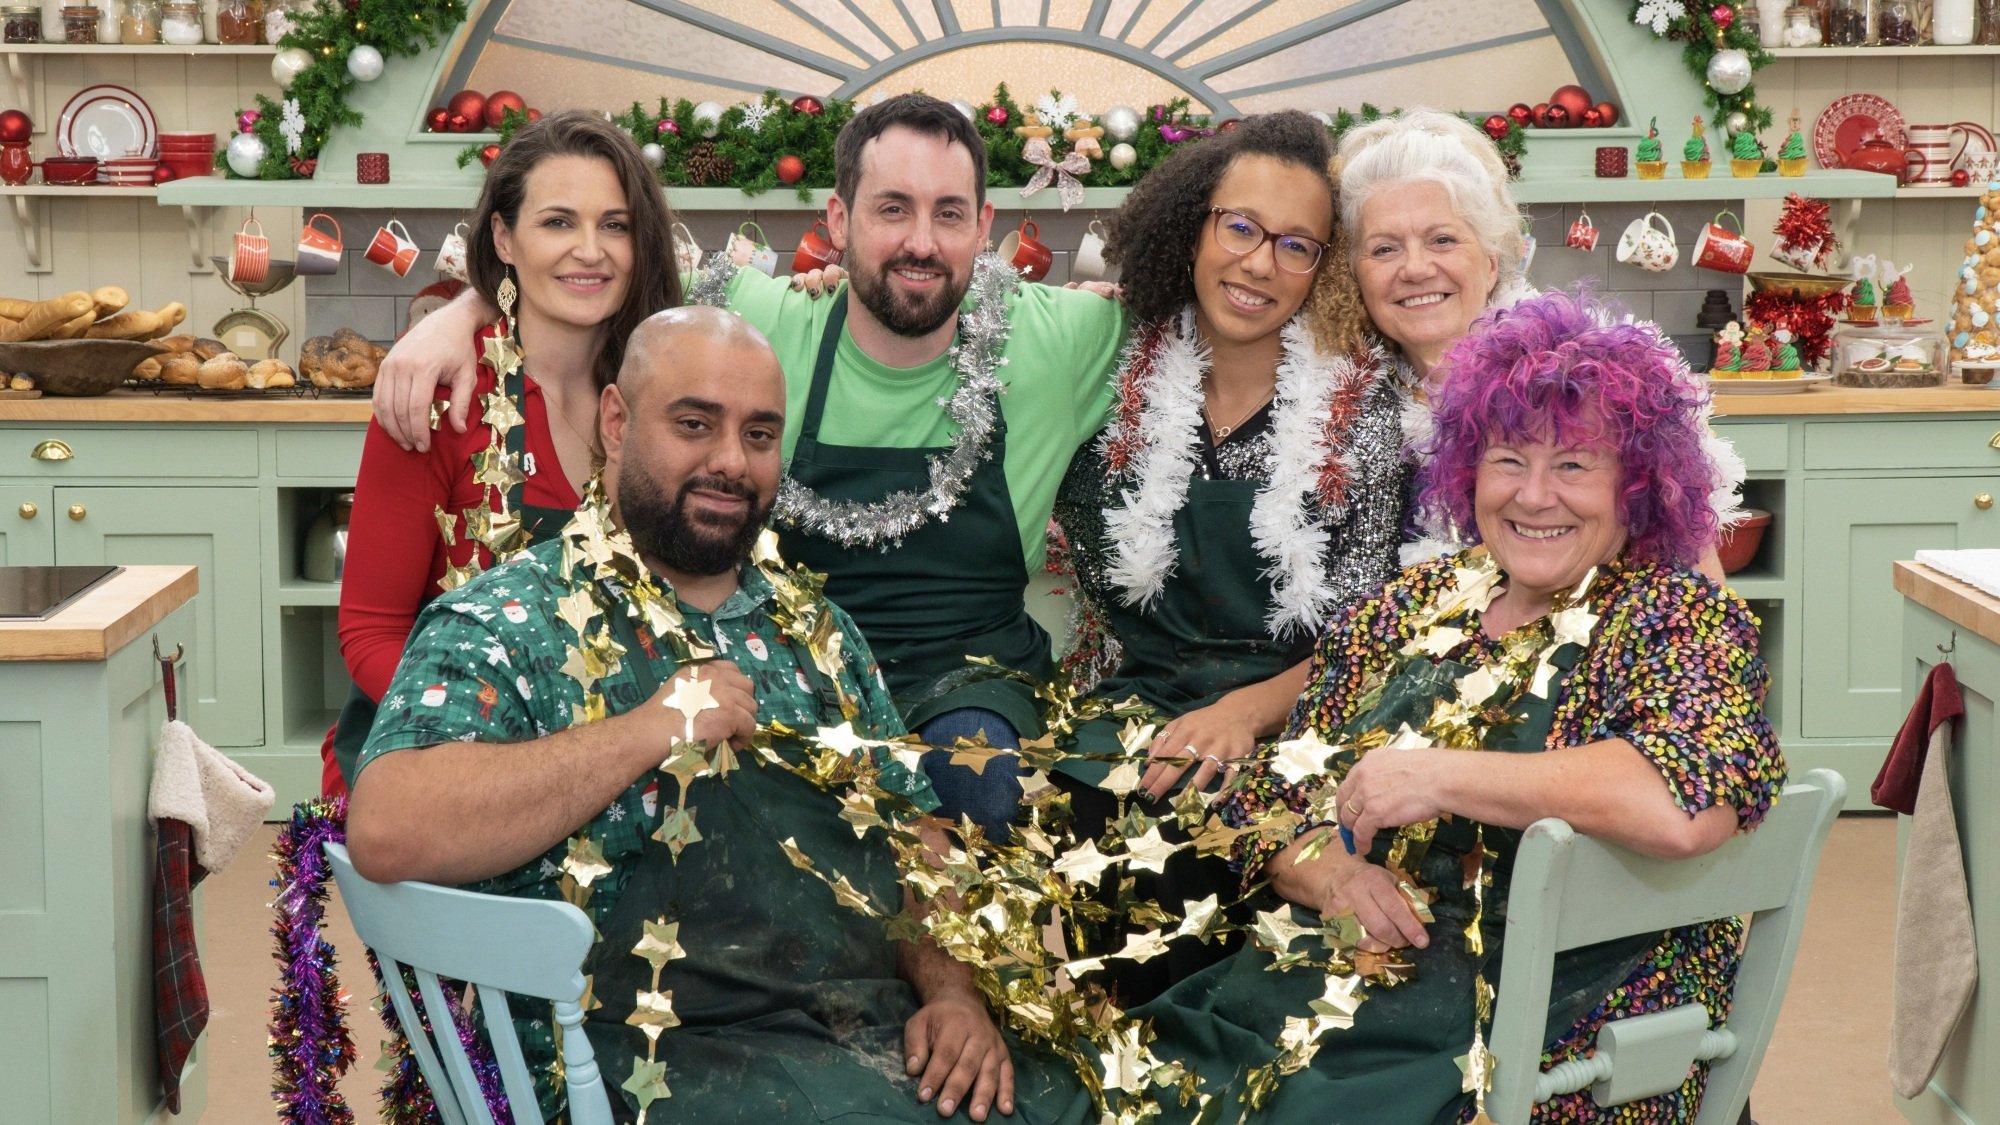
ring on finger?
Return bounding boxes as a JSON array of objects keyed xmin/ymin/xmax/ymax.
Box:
[
  {"xmin": 1344, "ymin": 797, "xmax": 1364, "ymax": 817},
  {"xmin": 1178, "ymin": 745, "xmax": 1199, "ymax": 760}
]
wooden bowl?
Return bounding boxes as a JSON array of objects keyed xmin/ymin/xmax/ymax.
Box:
[
  {"xmin": 1746, "ymin": 272, "xmax": 1853, "ymax": 300},
  {"xmin": 0, "ymin": 340, "xmax": 169, "ymax": 396}
]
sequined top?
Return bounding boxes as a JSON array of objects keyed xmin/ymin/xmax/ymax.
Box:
[{"xmin": 1234, "ymin": 551, "xmax": 1785, "ymax": 1123}]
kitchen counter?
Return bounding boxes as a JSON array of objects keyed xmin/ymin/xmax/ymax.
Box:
[
  {"xmin": 0, "ymin": 565, "xmax": 199, "ymax": 662},
  {"xmin": 0, "ymin": 390, "xmax": 373, "ymax": 423},
  {"xmin": 1710, "ymin": 385, "xmax": 2000, "ymax": 416}
]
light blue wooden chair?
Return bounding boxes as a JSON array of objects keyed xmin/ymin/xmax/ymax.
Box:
[
  {"xmin": 1485, "ymin": 768, "xmax": 1847, "ymax": 1125},
  {"xmin": 323, "ymin": 842, "xmax": 615, "ymax": 1125}
]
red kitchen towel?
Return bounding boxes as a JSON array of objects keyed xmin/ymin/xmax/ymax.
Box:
[{"xmin": 1873, "ymin": 661, "xmax": 1963, "ymax": 814}]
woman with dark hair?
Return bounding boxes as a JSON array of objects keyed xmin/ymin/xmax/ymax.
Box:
[{"xmin": 322, "ymin": 108, "xmax": 683, "ymax": 794}]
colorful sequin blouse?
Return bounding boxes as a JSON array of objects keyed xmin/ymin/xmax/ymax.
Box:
[{"xmin": 1237, "ymin": 550, "xmax": 1786, "ymax": 1124}]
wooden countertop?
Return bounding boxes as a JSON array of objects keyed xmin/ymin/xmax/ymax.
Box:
[
  {"xmin": 0, "ymin": 565, "xmax": 198, "ymax": 662},
  {"xmin": 1895, "ymin": 560, "xmax": 2000, "ymax": 645},
  {"xmin": 0, "ymin": 390, "xmax": 372, "ymax": 423},
  {"xmin": 1711, "ymin": 385, "xmax": 2000, "ymax": 416}
]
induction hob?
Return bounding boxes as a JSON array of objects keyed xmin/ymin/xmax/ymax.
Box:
[{"xmin": 0, "ymin": 565, "xmax": 124, "ymax": 620}]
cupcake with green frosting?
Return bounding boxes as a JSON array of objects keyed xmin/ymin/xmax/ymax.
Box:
[
  {"xmin": 1731, "ymin": 129, "xmax": 1763, "ymax": 178},
  {"xmin": 1636, "ymin": 117, "xmax": 1666, "ymax": 180},
  {"xmin": 1778, "ymin": 112, "xmax": 1808, "ymax": 176},
  {"xmin": 1852, "ymin": 277, "xmax": 1878, "ymax": 321},
  {"xmin": 1682, "ymin": 115, "xmax": 1711, "ymax": 179}
]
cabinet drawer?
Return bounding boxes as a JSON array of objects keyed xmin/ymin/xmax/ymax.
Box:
[
  {"xmin": 275, "ymin": 427, "xmax": 365, "ymax": 479},
  {"xmin": 1714, "ymin": 422, "xmax": 1787, "ymax": 472},
  {"xmin": 10, "ymin": 427, "xmax": 256, "ymax": 478},
  {"xmin": 1804, "ymin": 419, "xmax": 2000, "ymax": 470}
]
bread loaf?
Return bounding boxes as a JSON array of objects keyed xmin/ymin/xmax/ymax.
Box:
[
  {"xmin": 159, "ymin": 353, "xmax": 202, "ymax": 385},
  {"xmin": 0, "ymin": 292, "xmax": 93, "ymax": 341},
  {"xmin": 145, "ymin": 302, "xmax": 187, "ymax": 340},
  {"xmin": 85, "ymin": 309, "xmax": 163, "ymax": 340},
  {"xmin": 52, "ymin": 309, "xmax": 97, "ymax": 339},
  {"xmin": 197, "ymin": 352, "xmax": 249, "ymax": 390},
  {"xmin": 91, "ymin": 286, "xmax": 128, "ymax": 319},
  {"xmin": 248, "ymin": 359, "xmax": 296, "ymax": 389},
  {"xmin": 156, "ymin": 335, "xmax": 198, "ymax": 355},
  {"xmin": 131, "ymin": 356, "xmax": 164, "ymax": 381}
]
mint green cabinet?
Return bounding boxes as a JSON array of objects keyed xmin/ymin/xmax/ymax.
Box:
[
  {"xmin": 54, "ymin": 486, "xmax": 265, "ymax": 746},
  {"xmin": 1, "ymin": 482, "xmax": 53, "ymax": 566}
]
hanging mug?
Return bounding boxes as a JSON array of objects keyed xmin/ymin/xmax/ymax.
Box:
[
  {"xmin": 791, "ymin": 219, "xmax": 842, "ymax": 274},
  {"xmin": 1566, "ymin": 210, "xmax": 1600, "ymax": 252},
  {"xmin": 732, "ymin": 221, "xmax": 778, "ymax": 275},
  {"xmin": 1519, "ymin": 229, "xmax": 1537, "ymax": 276},
  {"xmin": 230, "ymin": 216, "xmax": 270, "ymax": 286},
  {"xmin": 672, "ymin": 221, "xmax": 703, "ymax": 275},
  {"xmin": 364, "ymin": 218, "xmax": 419, "ymax": 278},
  {"xmin": 434, "ymin": 221, "xmax": 469, "ymax": 281},
  {"xmin": 1693, "ymin": 209, "xmax": 1755, "ymax": 273},
  {"xmin": 997, "ymin": 219, "xmax": 1053, "ymax": 281},
  {"xmin": 1616, "ymin": 211, "xmax": 1678, "ymax": 272},
  {"xmin": 295, "ymin": 212, "xmax": 343, "ymax": 276},
  {"xmin": 1071, "ymin": 219, "xmax": 1111, "ymax": 282}
]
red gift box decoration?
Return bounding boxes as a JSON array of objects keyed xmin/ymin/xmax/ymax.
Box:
[
  {"xmin": 357, "ymin": 152, "xmax": 389, "ymax": 184},
  {"xmin": 1594, "ymin": 146, "xmax": 1627, "ymax": 178}
]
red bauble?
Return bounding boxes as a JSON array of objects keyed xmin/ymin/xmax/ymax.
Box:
[
  {"xmin": 1954, "ymin": 168, "xmax": 1972, "ymax": 187},
  {"xmin": 152, "ymin": 165, "xmax": 176, "ymax": 184},
  {"xmin": 1483, "ymin": 114, "xmax": 1510, "ymax": 140},
  {"xmin": 1582, "ymin": 108, "xmax": 1604, "ymax": 128},
  {"xmin": 1549, "ymin": 84, "xmax": 1592, "ymax": 120},
  {"xmin": 483, "ymin": 90, "xmax": 525, "ymax": 129},
  {"xmin": 775, "ymin": 154, "xmax": 805, "ymax": 183},
  {"xmin": 1593, "ymin": 101, "xmax": 1619, "ymax": 128},
  {"xmin": 479, "ymin": 144, "xmax": 502, "ymax": 168},
  {"xmin": 1544, "ymin": 104, "xmax": 1572, "ymax": 128},
  {"xmin": 1216, "ymin": 118, "xmax": 1241, "ymax": 131},
  {"xmin": 426, "ymin": 106, "xmax": 450, "ymax": 133},
  {"xmin": 446, "ymin": 89, "xmax": 487, "ymax": 128},
  {"xmin": 0, "ymin": 109, "xmax": 29, "ymax": 144},
  {"xmin": 1507, "ymin": 103, "xmax": 1533, "ymax": 127},
  {"xmin": 448, "ymin": 113, "xmax": 473, "ymax": 133},
  {"xmin": 985, "ymin": 105, "xmax": 1009, "ymax": 125},
  {"xmin": 525, "ymin": 108, "xmax": 541, "ymax": 123},
  {"xmin": 656, "ymin": 118, "xmax": 678, "ymax": 135},
  {"xmin": 1532, "ymin": 102, "xmax": 1551, "ymax": 127},
  {"xmin": 791, "ymin": 95, "xmax": 824, "ymax": 115},
  {"xmin": 1711, "ymin": 3, "xmax": 1734, "ymax": 28}
]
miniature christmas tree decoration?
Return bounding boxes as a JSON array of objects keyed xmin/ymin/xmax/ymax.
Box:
[
  {"xmin": 1683, "ymin": 116, "xmax": 1711, "ymax": 179},
  {"xmin": 1778, "ymin": 111, "xmax": 1808, "ymax": 176},
  {"xmin": 1636, "ymin": 116, "xmax": 1665, "ymax": 180},
  {"xmin": 1853, "ymin": 277, "xmax": 1878, "ymax": 320},
  {"xmin": 1772, "ymin": 328, "xmax": 1803, "ymax": 374}
]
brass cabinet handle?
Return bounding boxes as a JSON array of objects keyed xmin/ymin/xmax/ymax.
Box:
[
  {"xmin": 67, "ymin": 504, "xmax": 85, "ymax": 521},
  {"xmin": 31, "ymin": 439, "xmax": 73, "ymax": 461},
  {"xmin": 17, "ymin": 502, "xmax": 35, "ymax": 519},
  {"xmin": 1979, "ymin": 493, "xmax": 1995, "ymax": 511},
  {"xmin": 1990, "ymin": 431, "xmax": 2000, "ymax": 450}
]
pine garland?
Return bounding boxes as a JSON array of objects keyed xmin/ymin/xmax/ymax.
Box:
[{"xmin": 1632, "ymin": 1, "xmax": 1775, "ymax": 135}]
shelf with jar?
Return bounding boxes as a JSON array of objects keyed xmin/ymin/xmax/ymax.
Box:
[
  {"xmin": 1753, "ymin": 0, "xmax": 2000, "ymax": 49},
  {"xmin": 0, "ymin": 0, "xmax": 296, "ymax": 49}
]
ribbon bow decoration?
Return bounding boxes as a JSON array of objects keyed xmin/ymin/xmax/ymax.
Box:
[{"xmin": 1020, "ymin": 136, "xmax": 1092, "ymax": 211}]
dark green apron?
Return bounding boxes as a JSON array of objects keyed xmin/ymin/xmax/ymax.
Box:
[
  {"xmin": 1132, "ymin": 630, "xmax": 1656, "ymax": 1125},
  {"xmin": 331, "ymin": 362, "xmax": 573, "ymax": 790},
  {"xmin": 778, "ymin": 299, "xmax": 1051, "ymax": 736}
]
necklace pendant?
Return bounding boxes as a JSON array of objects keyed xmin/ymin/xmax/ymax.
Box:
[{"xmin": 1214, "ymin": 424, "xmax": 1233, "ymax": 440}]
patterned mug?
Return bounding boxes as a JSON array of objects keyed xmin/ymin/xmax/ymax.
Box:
[
  {"xmin": 1566, "ymin": 211, "xmax": 1600, "ymax": 252},
  {"xmin": 1616, "ymin": 211, "xmax": 1678, "ymax": 273}
]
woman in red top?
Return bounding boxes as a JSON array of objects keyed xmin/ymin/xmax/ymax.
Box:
[{"xmin": 324, "ymin": 110, "xmax": 684, "ymax": 795}]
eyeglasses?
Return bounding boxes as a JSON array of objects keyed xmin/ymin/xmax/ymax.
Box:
[{"xmin": 1208, "ymin": 207, "xmax": 1328, "ymax": 274}]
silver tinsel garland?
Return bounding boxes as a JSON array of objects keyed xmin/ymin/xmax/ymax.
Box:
[{"xmin": 773, "ymin": 252, "xmax": 1019, "ymax": 551}]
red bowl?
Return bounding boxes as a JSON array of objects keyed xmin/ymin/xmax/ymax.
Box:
[
  {"xmin": 161, "ymin": 157, "xmax": 213, "ymax": 178},
  {"xmin": 1717, "ymin": 508, "xmax": 1773, "ymax": 574},
  {"xmin": 41, "ymin": 156, "xmax": 99, "ymax": 184}
]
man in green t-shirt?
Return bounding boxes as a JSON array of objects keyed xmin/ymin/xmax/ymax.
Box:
[
  {"xmin": 349, "ymin": 308, "xmax": 1080, "ymax": 1123},
  {"xmin": 371, "ymin": 96, "xmax": 1129, "ymax": 837}
]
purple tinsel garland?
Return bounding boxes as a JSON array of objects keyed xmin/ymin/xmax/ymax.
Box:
[{"xmin": 271, "ymin": 799, "xmax": 511, "ymax": 1125}]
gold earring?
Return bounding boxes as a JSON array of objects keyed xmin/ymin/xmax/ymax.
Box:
[{"xmin": 497, "ymin": 269, "xmax": 518, "ymax": 321}]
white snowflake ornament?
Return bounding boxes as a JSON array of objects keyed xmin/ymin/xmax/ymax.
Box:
[
  {"xmin": 278, "ymin": 98, "xmax": 306, "ymax": 155},
  {"xmin": 739, "ymin": 99, "xmax": 776, "ymax": 134},
  {"xmin": 1034, "ymin": 92, "xmax": 1078, "ymax": 133},
  {"xmin": 1634, "ymin": 0, "xmax": 1686, "ymax": 34}
]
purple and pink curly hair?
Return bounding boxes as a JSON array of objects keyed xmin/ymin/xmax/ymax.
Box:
[{"xmin": 1415, "ymin": 288, "xmax": 1720, "ymax": 567}]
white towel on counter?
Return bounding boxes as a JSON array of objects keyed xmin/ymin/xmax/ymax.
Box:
[{"xmin": 1915, "ymin": 549, "xmax": 2000, "ymax": 601}]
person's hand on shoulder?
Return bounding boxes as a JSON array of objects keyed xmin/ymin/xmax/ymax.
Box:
[
  {"xmin": 789, "ymin": 264, "xmax": 847, "ymax": 297},
  {"xmin": 374, "ymin": 291, "xmax": 489, "ymax": 451},
  {"xmin": 905, "ymin": 991, "xmax": 1015, "ymax": 1121},
  {"xmin": 1062, "ymin": 280, "xmax": 1121, "ymax": 300}
]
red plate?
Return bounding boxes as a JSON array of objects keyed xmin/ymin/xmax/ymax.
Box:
[{"xmin": 1814, "ymin": 94, "xmax": 1905, "ymax": 169}]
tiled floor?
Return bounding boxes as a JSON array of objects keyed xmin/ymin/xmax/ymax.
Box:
[{"xmin": 195, "ymin": 814, "xmax": 1901, "ymax": 1123}]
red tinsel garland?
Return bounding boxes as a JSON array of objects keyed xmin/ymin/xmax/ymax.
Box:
[
  {"xmin": 1746, "ymin": 289, "xmax": 1852, "ymax": 367},
  {"xmin": 1773, "ymin": 192, "xmax": 1837, "ymax": 270}
]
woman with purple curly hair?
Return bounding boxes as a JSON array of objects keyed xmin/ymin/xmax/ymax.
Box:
[{"xmin": 1126, "ymin": 288, "xmax": 1785, "ymax": 1124}]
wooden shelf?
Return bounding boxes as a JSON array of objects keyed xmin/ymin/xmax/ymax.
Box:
[
  {"xmin": 1895, "ymin": 185, "xmax": 1992, "ymax": 198},
  {"xmin": 0, "ymin": 184, "xmax": 157, "ymax": 197},
  {"xmin": 0, "ymin": 44, "xmax": 277, "ymax": 55},
  {"xmin": 1766, "ymin": 45, "xmax": 2000, "ymax": 57},
  {"xmin": 1507, "ymin": 168, "xmax": 1897, "ymax": 202}
]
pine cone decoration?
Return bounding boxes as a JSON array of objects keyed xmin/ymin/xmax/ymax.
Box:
[
  {"xmin": 685, "ymin": 141, "xmax": 734, "ymax": 187},
  {"xmin": 1501, "ymin": 151, "xmax": 1521, "ymax": 179}
]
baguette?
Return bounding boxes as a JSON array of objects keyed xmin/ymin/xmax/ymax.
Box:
[
  {"xmin": 143, "ymin": 302, "xmax": 187, "ymax": 340},
  {"xmin": 51, "ymin": 309, "xmax": 98, "ymax": 339},
  {"xmin": 85, "ymin": 309, "xmax": 165, "ymax": 340},
  {"xmin": 0, "ymin": 298, "xmax": 31, "ymax": 319},
  {"xmin": 0, "ymin": 292, "xmax": 93, "ymax": 341},
  {"xmin": 91, "ymin": 286, "xmax": 128, "ymax": 319}
]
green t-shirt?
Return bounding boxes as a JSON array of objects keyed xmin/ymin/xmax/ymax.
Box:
[{"xmin": 722, "ymin": 266, "xmax": 1128, "ymax": 566}]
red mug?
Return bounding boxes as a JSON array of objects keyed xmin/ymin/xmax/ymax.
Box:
[
  {"xmin": 1693, "ymin": 209, "xmax": 1755, "ymax": 274},
  {"xmin": 997, "ymin": 219, "xmax": 1053, "ymax": 282},
  {"xmin": 364, "ymin": 218, "xmax": 419, "ymax": 278},
  {"xmin": 1566, "ymin": 211, "xmax": 1599, "ymax": 252},
  {"xmin": 295, "ymin": 212, "xmax": 343, "ymax": 276},
  {"xmin": 791, "ymin": 219, "xmax": 841, "ymax": 274}
]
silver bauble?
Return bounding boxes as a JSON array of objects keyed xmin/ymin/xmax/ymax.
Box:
[
  {"xmin": 641, "ymin": 142, "xmax": 664, "ymax": 168},
  {"xmin": 271, "ymin": 47, "xmax": 313, "ymax": 89},
  {"xmin": 346, "ymin": 44, "xmax": 384, "ymax": 82},
  {"xmin": 1725, "ymin": 110, "xmax": 1751, "ymax": 137},
  {"xmin": 1706, "ymin": 48, "xmax": 1753, "ymax": 96},
  {"xmin": 948, "ymin": 99, "xmax": 976, "ymax": 121},
  {"xmin": 1101, "ymin": 105, "xmax": 1140, "ymax": 143},
  {"xmin": 1310, "ymin": 111, "xmax": 1334, "ymax": 126},
  {"xmin": 1109, "ymin": 142, "xmax": 1137, "ymax": 171},
  {"xmin": 692, "ymin": 101, "xmax": 724, "ymax": 138},
  {"xmin": 225, "ymin": 132, "xmax": 268, "ymax": 177}
]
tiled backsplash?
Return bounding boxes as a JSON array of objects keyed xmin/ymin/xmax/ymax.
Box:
[{"xmin": 305, "ymin": 202, "xmax": 1745, "ymax": 361}]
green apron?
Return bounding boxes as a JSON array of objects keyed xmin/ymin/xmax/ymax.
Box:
[
  {"xmin": 577, "ymin": 607, "xmax": 1094, "ymax": 1124},
  {"xmin": 1132, "ymin": 633, "xmax": 1655, "ymax": 1125},
  {"xmin": 331, "ymin": 362, "xmax": 573, "ymax": 789},
  {"xmin": 778, "ymin": 299, "xmax": 1051, "ymax": 736}
]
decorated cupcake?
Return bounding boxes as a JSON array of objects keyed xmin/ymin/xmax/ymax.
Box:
[
  {"xmin": 1682, "ymin": 115, "xmax": 1711, "ymax": 179},
  {"xmin": 1852, "ymin": 277, "xmax": 1878, "ymax": 321},
  {"xmin": 1884, "ymin": 274, "xmax": 1915, "ymax": 321},
  {"xmin": 1778, "ymin": 111, "xmax": 1808, "ymax": 176},
  {"xmin": 1739, "ymin": 325, "xmax": 1774, "ymax": 378},
  {"xmin": 1731, "ymin": 129, "xmax": 1763, "ymax": 178},
  {"xmin": 1771, "ymin": 330, "xmax": 1803, "ymax": 375},
  {"xmin": 1711, "ymin": 320, "xmax": 1744, "ymax": 377},
  {"xmin": 1636, "ymin": 117, "xmax": 1665, "ymax": 180}
]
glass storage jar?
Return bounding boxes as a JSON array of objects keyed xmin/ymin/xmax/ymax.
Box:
[
  {"xmin": 1826, "ymin": 0, "xmax": 1869, "ymax": 43},
  {"xmin": 160, "ymin": 1, "xmax": 202, "ymax": 43},
  {"xmin": 1981, "ymin": 0, "xmax": 2000, "ymax": 41},
  {"xmin": 1783, "ymin": 5, "xmax": 1826, "ymax": 43},
  {"xmin": 61, "ymin": 4, "xmax": 100, "ymax": 43},
  {"xmin": 2, "ymin": 4, "xmax": 42, "ymax": 43},
  {"xmin": 1877, "ymin": 0, "xmax": 1920, "ymax": 42},
  {"xmin": 120, "ymin": 0, "xmax": 160, "ymax": 42},
  {"xmin": 215, "ymin": 0, "xmax": 260, "ymax": 44}
]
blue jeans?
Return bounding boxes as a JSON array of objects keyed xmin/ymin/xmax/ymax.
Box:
[{"xmin": 916, "ymin": 707, "xmax": 1026, "ymax": 840}]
